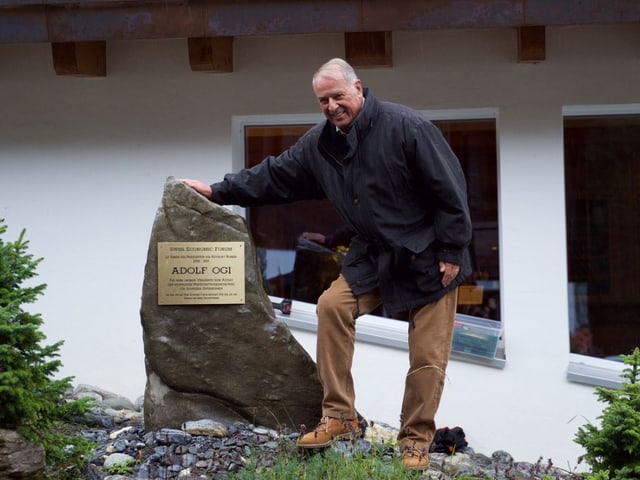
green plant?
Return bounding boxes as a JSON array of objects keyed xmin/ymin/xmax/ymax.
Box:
[
  {"xmin": 104, "ymin": 458, "xmax": 135, "ymax": 476},
  {"xmin": 575, "ymin": 347, "xmax": 640, "ymax": 480},
  {"xmin": 0, "ymin": 218, "xmax": 94, "ymax": 478},
  {"xmin": 226, "ymin": 437, "xmax": 419, "ymax": 480},
  {"xmin": 40, "ymin": 421, "xmax": 96, "ymax": 480}
]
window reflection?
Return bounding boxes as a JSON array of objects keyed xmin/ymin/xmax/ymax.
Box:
[
  {"xmin": 565, "ymin": 114, "xmax": 640, "ymax": 360},
  {"xmin": 245, "ymin": 118, "xmax": 500, "ymax": 322}
]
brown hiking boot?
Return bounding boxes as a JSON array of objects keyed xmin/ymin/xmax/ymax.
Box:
[
  {"xmin": 401, "ymin": 446, "xmax": 430, "ymax": 470},
  {"xmin": 296, "ymin": 416, "xmax": 361, "ymax": 448}
]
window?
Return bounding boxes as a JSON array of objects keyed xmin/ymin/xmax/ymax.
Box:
[
  {"xmin": 437, "ymin": 119, "xmax": 500, "ymax": 323},
  {"xmin": 244, "ymin": 123, "xmax": 345, "ymax": 301},
  {"xmin": 564, "ymin": 112, "xmax": 640, "ymax": 361},
  {"xmin": 241, "ymin": 114, "xmax": 500, "ymax": 327}
]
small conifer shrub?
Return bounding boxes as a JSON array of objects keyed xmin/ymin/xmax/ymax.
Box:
[
  {"xmin": 0, "ymin": 218, "xmax": 93, "ymax": 479},
  {"xmin": 575, "ymin": 347, "xmax": 640, "ymax": 479}
]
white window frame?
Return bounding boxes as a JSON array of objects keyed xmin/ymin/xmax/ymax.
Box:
[
  {"xmin": 563, "ymin": 103, "xmax": 640, "ymax": 389},
  {"xmin": 232, "ymin": 108, "xmax": 505, "ymax": 369}
]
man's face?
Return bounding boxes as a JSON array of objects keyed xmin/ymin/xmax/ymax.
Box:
[{"xmin": 313, "ymin": 72, "xmax": 363, "ymax": 131}]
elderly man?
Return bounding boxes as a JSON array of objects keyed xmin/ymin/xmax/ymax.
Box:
[{"xmin": 182, "ymin": 57, "xmax": 472, "ymax": 470}]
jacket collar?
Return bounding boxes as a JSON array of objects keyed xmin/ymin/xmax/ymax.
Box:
[
  {"xmin": 319, "ymin": 87, "xmax": 377, "ymax": 146},
  {"xmin": 350, "ymin": 87, "xmax": 376, "ymax": 139}
]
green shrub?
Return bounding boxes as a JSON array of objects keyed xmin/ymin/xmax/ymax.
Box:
[
  {"xmin": 575, "ymin": 347, "xmax": 640, "ymax": 479},
  {"xmin": 0, "ymin": 218, "xmax": 94, "ymax": 478},
  {"xmin": 227, "ymin": 440, "xmax": 412, "ymax": 480}
]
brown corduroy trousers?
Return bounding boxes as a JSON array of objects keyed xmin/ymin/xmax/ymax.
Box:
[{"xmin": 315, "ymin": 274, "xmax": 458, "ymax": 453}]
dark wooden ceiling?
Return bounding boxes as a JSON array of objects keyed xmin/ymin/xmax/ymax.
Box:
[
  {"xmin": 2, "ymin": 0, "xmax": 638, "ymax": 76},
  {"xmin": 1, "ymin": 0, "xmax": 639, "ymax": 44}
]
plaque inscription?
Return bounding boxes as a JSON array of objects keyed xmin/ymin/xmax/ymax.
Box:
[{"xmin": 157, "ymin": 242, "xmax": 245, "ymax": 305}]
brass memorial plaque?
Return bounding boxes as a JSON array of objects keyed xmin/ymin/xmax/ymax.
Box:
[{"xmin": 157, "ymin": 242, "xmax": 245, "ymax": 305}]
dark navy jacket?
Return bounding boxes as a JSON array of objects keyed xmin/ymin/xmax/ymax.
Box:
[{"xmin": 212, "ymin": 89, "xmax": 472, "ymax": 314}]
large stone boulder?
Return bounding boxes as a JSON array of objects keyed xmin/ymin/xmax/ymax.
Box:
[{"xmin": 141, "ymin": 177, "xmax": 323, "ymax": 432}]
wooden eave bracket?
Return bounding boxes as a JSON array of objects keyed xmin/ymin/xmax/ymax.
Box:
[
  {"xmin": 345, "ymin": 31, "xmax": 392, "ymax": 68},
  {"xmin": 518, "ymin": 26, "xmax": 546, "ymax": 63},
  {"xmin": 188, "ymin": 37, "xmax": 234, "ymax": 73},
  {"xmin": 51, "ymin": 41, "xmax": 107, "ymax": 76}
]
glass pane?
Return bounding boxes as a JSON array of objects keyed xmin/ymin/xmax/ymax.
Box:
[
  {"xmin": 245, "ymin": 119, "xmax": 500, "ymax": 323},
  {"xmin": 245, "ymin": 125, "xmax": 346, "ymax": 300},
  {"xmin": 437, "ymin": 120, "xmax": 500, "ymax": 322},
  {"xmin": 564, "ymin": 115, "xmax": 640, "ymax": 359}
]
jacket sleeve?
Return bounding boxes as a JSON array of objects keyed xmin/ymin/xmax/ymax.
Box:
[
  {"xmin": 324, "ymin": 226, "xmax": 355, "ymax": 249},
  {"xmin": 409, "ymin": 120, "xmax": 473, "ymax": 265},
  {"xmin": 211, "ymin": 137, "xmax": 326, "ymax": 207}
]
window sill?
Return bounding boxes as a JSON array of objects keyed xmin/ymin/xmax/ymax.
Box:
[
  {"xmin": 271, "ymin": 296, "xmax": 506, "ymax": 370},
  {"xmin": 567, "ymin": 355, "xmax": 625, "ymax": 389}
]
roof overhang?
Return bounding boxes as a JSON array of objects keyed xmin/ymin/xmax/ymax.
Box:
[{"xmin": 1, "ymin": 0, "xmax": 639, "ymax": 44}]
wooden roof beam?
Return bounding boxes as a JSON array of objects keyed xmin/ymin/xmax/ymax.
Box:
[
  {"xmin": 51, "ymin": 41, "xmax": 106, "ymax": 76},
  {"xmin": 344, "ymin": 31, "xmax": 392, "ymax": 68},
  {"xmin": 188, "ymin": 37, "xmax": 233, "ymax": 73},
  {"xmin": 518, "ymin": 26, "xmax": 546, "ymax": 63}
]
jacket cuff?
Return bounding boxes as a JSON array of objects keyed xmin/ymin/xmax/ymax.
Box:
[
  {"xmin": 210, "ymin": 182, "xmax": 225, "ymax": 204},
  {"xmin": 437, "ymin": 248, "xmax": 464, "ymax": 266}
]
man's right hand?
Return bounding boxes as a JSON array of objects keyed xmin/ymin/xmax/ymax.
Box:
[
  {"xmin": 301, "ymin": 232, "xmax": 327, "ymax": 244},
  {"xmin": 181, "ymin": 179, "xmax": 213, "ymax": 200}
]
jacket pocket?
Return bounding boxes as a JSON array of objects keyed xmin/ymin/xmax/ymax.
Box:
[
  {"xmin": 400, "ymin": 227, "xmax": 436, "ymax": 255},
  {"xmin": 343, "ymin": 238, "xmax": 379, "ymax": 290},
  {"xmin": 406, "ymin": 246, "xmax": 441, "ymax": 292}
]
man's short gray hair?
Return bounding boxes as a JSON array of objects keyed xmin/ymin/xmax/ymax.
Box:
[{"xmin": 313, "ymin": 58, "xmax": 359, "ymax": 87}]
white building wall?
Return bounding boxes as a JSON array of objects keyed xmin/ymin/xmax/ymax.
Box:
[{"xmin": 2, "ymin": 25, "xmax": 639, "ymax": 469}]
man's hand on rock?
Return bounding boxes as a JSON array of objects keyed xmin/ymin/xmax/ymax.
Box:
[{"xmin": 181, "ymin": 179, "xmax": 213, "ymax": 200}]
